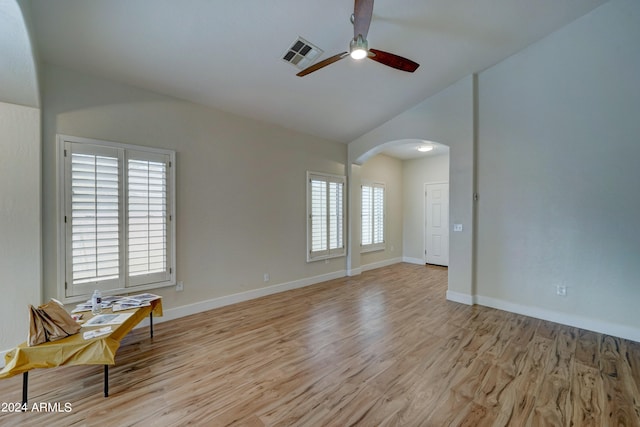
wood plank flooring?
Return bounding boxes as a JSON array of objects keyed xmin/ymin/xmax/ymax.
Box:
[{"xmin": 1, "ymin": 263, "xmax": 639, "ymax": 426}]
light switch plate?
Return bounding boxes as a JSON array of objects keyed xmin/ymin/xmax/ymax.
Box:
[{"xmin": 453, "ymin": 224, "xmax": 463, "ymax": 232}]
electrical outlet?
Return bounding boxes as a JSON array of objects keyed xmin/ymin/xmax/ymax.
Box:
[
  {"xmin": 176, "ymin": 281, "xmax": 184, "ymax": 292},
  {"xmin": 556, "ymin": 285, "xmax": 567, "ymax": 296},
  {"xmin": 263, "ymin": 273, "xmax": 270, "ymax": 282}
]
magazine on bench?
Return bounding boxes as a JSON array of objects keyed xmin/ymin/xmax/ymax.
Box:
[
  {"xmin": 82, "ymin": 313, "xmax": 134, "ymax": 327},
  {"xmin": 111, "ymin": 293, "xmax": 161, "ymax": 311}
]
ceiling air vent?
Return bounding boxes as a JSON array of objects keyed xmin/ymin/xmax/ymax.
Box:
[{"xmin": 282, "ymin": 37, "xmax": 323, "ymax": 70}]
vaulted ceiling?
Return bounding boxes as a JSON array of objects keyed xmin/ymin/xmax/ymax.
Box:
[
  {"xmin": 22, "ymin": 0, "xmax": 608, "ymax": 143},
  {"xmin": 0, "ymin": 0, "xmax": 39, "ymax": 107}
]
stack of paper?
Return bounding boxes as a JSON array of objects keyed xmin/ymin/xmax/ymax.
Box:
[
  {"xmin": 82, "ymin": 313, "xmax": 134, "ymax": 327},
  {"xmin": 72, "ymin": 293, "xmax": 161, "ymax": 313}
]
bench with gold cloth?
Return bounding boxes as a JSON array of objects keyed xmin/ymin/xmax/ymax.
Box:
[{"xmin": 0, "ymin": 298, "xmax": 162, "ymax": 405}]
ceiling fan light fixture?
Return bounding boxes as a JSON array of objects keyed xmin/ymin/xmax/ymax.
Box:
[
  {"xmin": 349, "ymin": 34, "xmax": 368, "ymax": 60},
  {"xmin": 296, "ymin": 0, "xmax": 419, "ymax": 77}
]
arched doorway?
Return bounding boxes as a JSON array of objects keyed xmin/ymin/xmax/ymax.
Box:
[
  {"xmin": 346, "ymin": 75, "xmax": 476, "ymax": 305},
  {"xmin": 348, "ymin": 138, "xmax": 451, "ymax": 269}
]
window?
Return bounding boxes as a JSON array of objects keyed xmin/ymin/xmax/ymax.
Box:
[
  {"xmin": 58, "ymin": 135, "xmax": 175, "ymax": 300},
  {"xmin": 307, "ymin": 171, "xmax": 345, "ymax": 261},
  {"xmin": 361, "ymin": 182, "xmax": 385, "ymax": 252}
]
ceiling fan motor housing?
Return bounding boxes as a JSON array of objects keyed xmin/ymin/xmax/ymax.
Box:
[{"xmin": 349, "ymin": 34, "xmax": 369, "ymax": 59}]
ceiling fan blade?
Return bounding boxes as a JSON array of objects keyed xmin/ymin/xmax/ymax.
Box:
[
  {"xmin": 353, "ymin": 0, "xmax": 374, "ymax": 39},
  {"xmin": 297, "ymin": 52, "xmax": 349, "ymax": 77},
  {"xmin": 368, "ymin": 48, "xmax": 420, "ymax": 73}
]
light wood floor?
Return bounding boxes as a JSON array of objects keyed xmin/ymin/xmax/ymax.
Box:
[{"xmin": 1, "ymin": 263, "xmax": 639, "ymax": 426}]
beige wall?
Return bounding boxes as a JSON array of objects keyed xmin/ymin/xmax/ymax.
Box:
[
  {"xmin": 359, "ymin": 154, "xmax": 403, "ymax": 269},
  {"xmin": 403, "ymin": 154, "xmax": 450, "ymax": 262},
  {"xmin": 40, "ymin": 64, "xmax": 347, "ymax": 318},
  {"xmin": 0, "ymin": 102, "xmax": 41, "ymax": 352},
  {"xmin": 476, "ymin": 0, "xmax": 640, "ymax": 340},
  {"xmin": 0, "ymin": 0, "xmax": 41, "ymax": 355}
]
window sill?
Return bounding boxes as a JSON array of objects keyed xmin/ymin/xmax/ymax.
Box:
[
  {"xmin": 307, "ymin": 252, "xmax": 346, "ymax": 263},
  {"xmin": 360, "ymin": 244, "xmax": 386, "ymax": 254}
]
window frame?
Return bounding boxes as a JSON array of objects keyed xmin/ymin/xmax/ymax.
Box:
[
  {"xmin": 361, "ymin": 181, "xmax": 386, "ymax": 253},
  {"xmin": 57, "ymin": 134, "xmax": 176, "ymax": 303},
  {"xmin": 306, "ymin": 171, "xmax": 346, "ymax": 262}
]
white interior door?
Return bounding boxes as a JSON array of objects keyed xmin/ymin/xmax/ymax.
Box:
[{"xmin": 425, "ymin": 183, "xmax": 449, "ymax": 266}]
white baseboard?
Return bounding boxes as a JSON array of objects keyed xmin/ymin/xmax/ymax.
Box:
[
  {"xmin": 139, "ymin": 270, "xmax": 348, "ymax": 326},
  {"xmin": 361, "ymin": 257, "xmax": 402, "ymax": 272},
  {"xmin": 402, "ymin": 257, "xmax": 425, "ymax": 265},
  {"xmin": 446, "ymin": 290, "xmax": 474, "ymax": 305},
  {"xmin": 475, "ymin": 295, "xmax": 640, "ymax": 344},
  {"xmin": 347, "ymin": 268, "xmax": 362, "ymax": 276}
]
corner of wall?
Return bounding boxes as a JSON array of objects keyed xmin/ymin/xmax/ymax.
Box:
[{"xmin": 446, "ymin": 289, "xmax": 474, "ymax": 306}]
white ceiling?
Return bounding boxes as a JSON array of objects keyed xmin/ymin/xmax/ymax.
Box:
[
  {"xmin": 24, "ymin": 0, "xmax": 608, "ymax": 145},
  {"xmin": 380, "ymin": 139, "xmax": 449, "ymax": 161}
]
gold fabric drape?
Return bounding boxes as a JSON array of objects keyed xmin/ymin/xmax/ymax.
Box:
[{"xmin": 0, "ymin": 299, "xmax": 162, "ymax": 379}]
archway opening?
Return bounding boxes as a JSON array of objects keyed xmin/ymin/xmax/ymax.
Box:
[{"xmin": 348, "ymin": 137, "xmax": 451, "ymax": 278}]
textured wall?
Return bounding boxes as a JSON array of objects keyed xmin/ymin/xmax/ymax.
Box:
[
  {"xmin": 0, "ymin": 102, "xmax": 41, "ymax": 352},
  {"xmin": 476, "ymin": 0, "xmax": 640, "ymax": 339}
]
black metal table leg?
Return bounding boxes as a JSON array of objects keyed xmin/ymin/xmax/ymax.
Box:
[
  {"xmin": 150, "ymin": 312, "xmax": 154, "ymax": 338},
  {"xmin": 22, "ymin": 372, "xmax": 28, "ymax": 409},
  {"xmin": 104, "ymin": 365, "xmax": 109, "ymax": 397}
]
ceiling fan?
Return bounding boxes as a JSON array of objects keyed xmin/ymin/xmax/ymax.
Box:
[{"xmin": 297, "ymin": 0, "xmax": 420, "ymax": 77}]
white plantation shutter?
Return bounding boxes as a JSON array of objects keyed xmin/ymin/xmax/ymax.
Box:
[
  {"xmin": 373, "ymin": 186, "xmax": 384, "ymax": 245},
  {"xmin": 361, "ymin": 183, "xmax": 385, "ymax": 252},
  {"xmin": 61, "ymin": 136, "xmax": 175, "ymax": 300},
  {"xmin": 328, "ymin": 181, "xmax": 343, "ymax": 250},
  {"xmin": 361, "ymin": 186, "xmax": 373, "ymax": 246},
  {"xmin": 127, "ymin": 152, "xmax": 170, "ymax": 285},
  {"xmin": 310, "ymin": 179, "xmax": 327, "ymax": 252},
  {"xmin": 307, "ymin": 172, "xmax": 346, "ymax": 261},
  {"xmin": 65, "ymin": 144, "xmax": 124, "ymax": 295}
]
